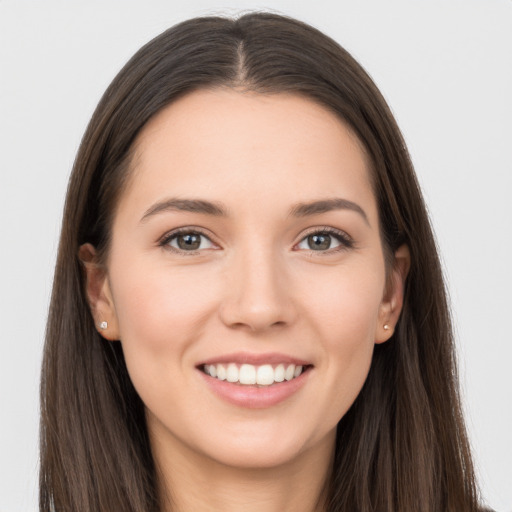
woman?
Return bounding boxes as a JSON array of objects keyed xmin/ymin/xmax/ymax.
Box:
[{"xmin": 40, "ymin": 12, "xmax": 483, "ymax": 512}]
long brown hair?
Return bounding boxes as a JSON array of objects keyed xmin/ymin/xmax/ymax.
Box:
[{"xmin": 40, "ymin": 12, "xmax": 480, "ymax": 512}]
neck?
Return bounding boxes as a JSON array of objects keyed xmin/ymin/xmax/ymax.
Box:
[{"xmin": 152, "ymin": 430, "xmax": 334, "ymax": 512}]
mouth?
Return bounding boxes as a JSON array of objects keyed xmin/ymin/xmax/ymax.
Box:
[
  {"xmin": 196, "ymin": 354, "xmax": 313, "ymax": 408},
  {"xmin": 201, "ymin": 362, "xmax": 311, "ymax": 386}
]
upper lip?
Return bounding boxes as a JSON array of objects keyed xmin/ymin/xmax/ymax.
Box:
[{"xmin": 197, "ymin": 352, "xmax": 312, "ymax": 367}]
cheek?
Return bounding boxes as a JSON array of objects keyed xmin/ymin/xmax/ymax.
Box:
[
  {"xmin": 300, "ymin": 259, "xmax": 384, "ymax": 343},
  {"xmin": 108, "ymin": 259, "xmax": 223, "ymax": 425},
  {"xmin": 298, "ymin": 261, "xmax": 384, "ymax": 415},
  {"xmin": 109, "ymin": 259, "xmax": 219, "ymax": 367}
]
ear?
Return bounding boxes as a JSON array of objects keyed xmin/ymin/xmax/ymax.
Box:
[
  {"xmin": 375, "ymin": 244, "xmax": 410, "ymax": 344},
  {"xmin": 78, "ymin": 243, "xmax": 120, "ymax": 341}
]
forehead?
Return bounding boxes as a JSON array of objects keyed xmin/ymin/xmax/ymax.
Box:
[{"xmin": 119, "ymin": 89, "xmax": 377, "ymax": 223}]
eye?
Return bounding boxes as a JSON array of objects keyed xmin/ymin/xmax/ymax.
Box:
[
  {"xmin": 296, "ymin": 228, "xmax": 354, "ymax": 252},
  {"xmin": 161, "ymin": 229, "xmax": 216, "ymax": 253}
]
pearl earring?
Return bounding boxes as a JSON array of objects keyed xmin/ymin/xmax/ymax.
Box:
[
  {"xmin": 383, "ymin": 324, "xmax": 390, "ymax": 330},
  {"xmin": 100, "ymin": 321, "xmax": 108, "ymax": 330}
]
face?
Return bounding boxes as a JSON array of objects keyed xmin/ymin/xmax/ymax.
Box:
[{"xmin": 83, "ymin": 89, "xmax": 407, "ymax": 471}]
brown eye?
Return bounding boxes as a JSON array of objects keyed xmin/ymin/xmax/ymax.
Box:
[
  {"xmin": 165, "ymin": 231, "xmax": 215, "ymax": 252},
  {"xmin": 306, "ymin": 233, "xmax": 333, "ymax": 251},
  {"xmin": 296, "ymin": 229, "xmax": 353, "ymax": 253},
  {"xmin": 177, "ymin": 233, "xmax": 202, "ymax": 250}
]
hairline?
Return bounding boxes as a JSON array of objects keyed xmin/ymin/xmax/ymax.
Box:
[{"xmin": 99, "ymin": 86, "xmax": 392, "ymax": 269}]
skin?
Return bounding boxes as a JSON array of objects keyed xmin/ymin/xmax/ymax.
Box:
[{"xmin": 80, "ymin": 89, "xmax": 409, "ymax": 512}]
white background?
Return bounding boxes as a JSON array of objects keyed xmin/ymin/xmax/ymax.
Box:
[{"xmin": 0, "ymin": 1, "xmax": 511, "ymax": 510}]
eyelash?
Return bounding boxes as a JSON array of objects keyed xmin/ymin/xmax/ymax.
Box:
[
  {"xmin": 158, "ymin": 226, "xmax": 355, "ymax": 255},
  {"xmin": 298, "ymin": 226, "xmax": 355, "ymax": 254},
  {"xmin": 158, "ymin": 227, "xmax": 215, "ymax": 255}
]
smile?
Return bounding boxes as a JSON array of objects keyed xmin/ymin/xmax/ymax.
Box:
[
  {"xmin": 202, "ymin": 363, "xmax": 306, "ymax": 386},
  {"xmin": 198, "ymin": 353, "xmax": 312, "ymax": 408}
]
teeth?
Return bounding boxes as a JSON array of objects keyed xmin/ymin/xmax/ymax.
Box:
[
  {"xmin": 216, "ymin": 364, "xmax": 226, "ymax": 381},
  {"xmin": 274, "ymin": 364, "xmax": 285, "ymax": 382},
  {"xmin": 285, "ymin": 364, "xmax": 295, "ymax": 381},
  {"xmin": 226, "ymin": 363, "xmax": 239, "ymax": 383},
  {"xmin": 256, "ymin": 364, "xmax": 274, "ymax": 385},
  {"xmin": 239, "ymin": 364, "xmax": 256, "ymax": 385},
  {"xmin": 203, "ymin": 363, "xmax": 306, "ymax": 385}
]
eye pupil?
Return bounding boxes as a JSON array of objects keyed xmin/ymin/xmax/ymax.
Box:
[
  {"xmin": 177, "ymin": 233, "xmax": 201, "ymax": 250},
  {"xmin": 308, "ymin": 234, "xmax": 331, "ymax": 250}
]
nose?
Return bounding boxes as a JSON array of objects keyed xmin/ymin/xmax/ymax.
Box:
[{"xmin": 218, "ymin": 247, "xmax": 297, "ymax": 333}]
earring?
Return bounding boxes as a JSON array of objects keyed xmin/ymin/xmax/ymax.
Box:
[
  {"xmin": 100, "ymin": 321, "xmax": 108, "ymax": 330},
  {"xmin": 383, "ymin": 324, "xmax": 390, "ymax": 330}
]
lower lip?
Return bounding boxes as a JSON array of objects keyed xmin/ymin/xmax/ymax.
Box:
[{"xmin": 198, "ymin": 368, "xmax": 311, "ymax": 409}]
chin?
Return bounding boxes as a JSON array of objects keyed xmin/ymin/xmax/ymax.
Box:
[
  {"xmin": 206, "ymin": 446, "xmax": 308, "ymax": 471},
  {"xmin": 192, "ymin": 422, "xmax": 336, "ymax": 471}
]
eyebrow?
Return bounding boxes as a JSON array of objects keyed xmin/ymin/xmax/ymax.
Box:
[
  {"xmin": 141, "ymin": 198, "xmax": 228, "ymax": 222},
  {"xmin": 140, "ymin": 197, "xmax": 369, "ymax": 225},
  {"xmin": 289, "ymin": 198, "xmax": 369, "ymax": 225}
]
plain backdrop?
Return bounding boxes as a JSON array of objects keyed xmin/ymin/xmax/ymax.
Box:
[{"xmin": 1, "ymin": 1, "xmax": 511, "ymax": 510}]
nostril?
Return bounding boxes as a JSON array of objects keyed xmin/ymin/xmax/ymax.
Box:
[{"xmin": 217, "ymin": 273, "xmax": 297, "ymax": 331}]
